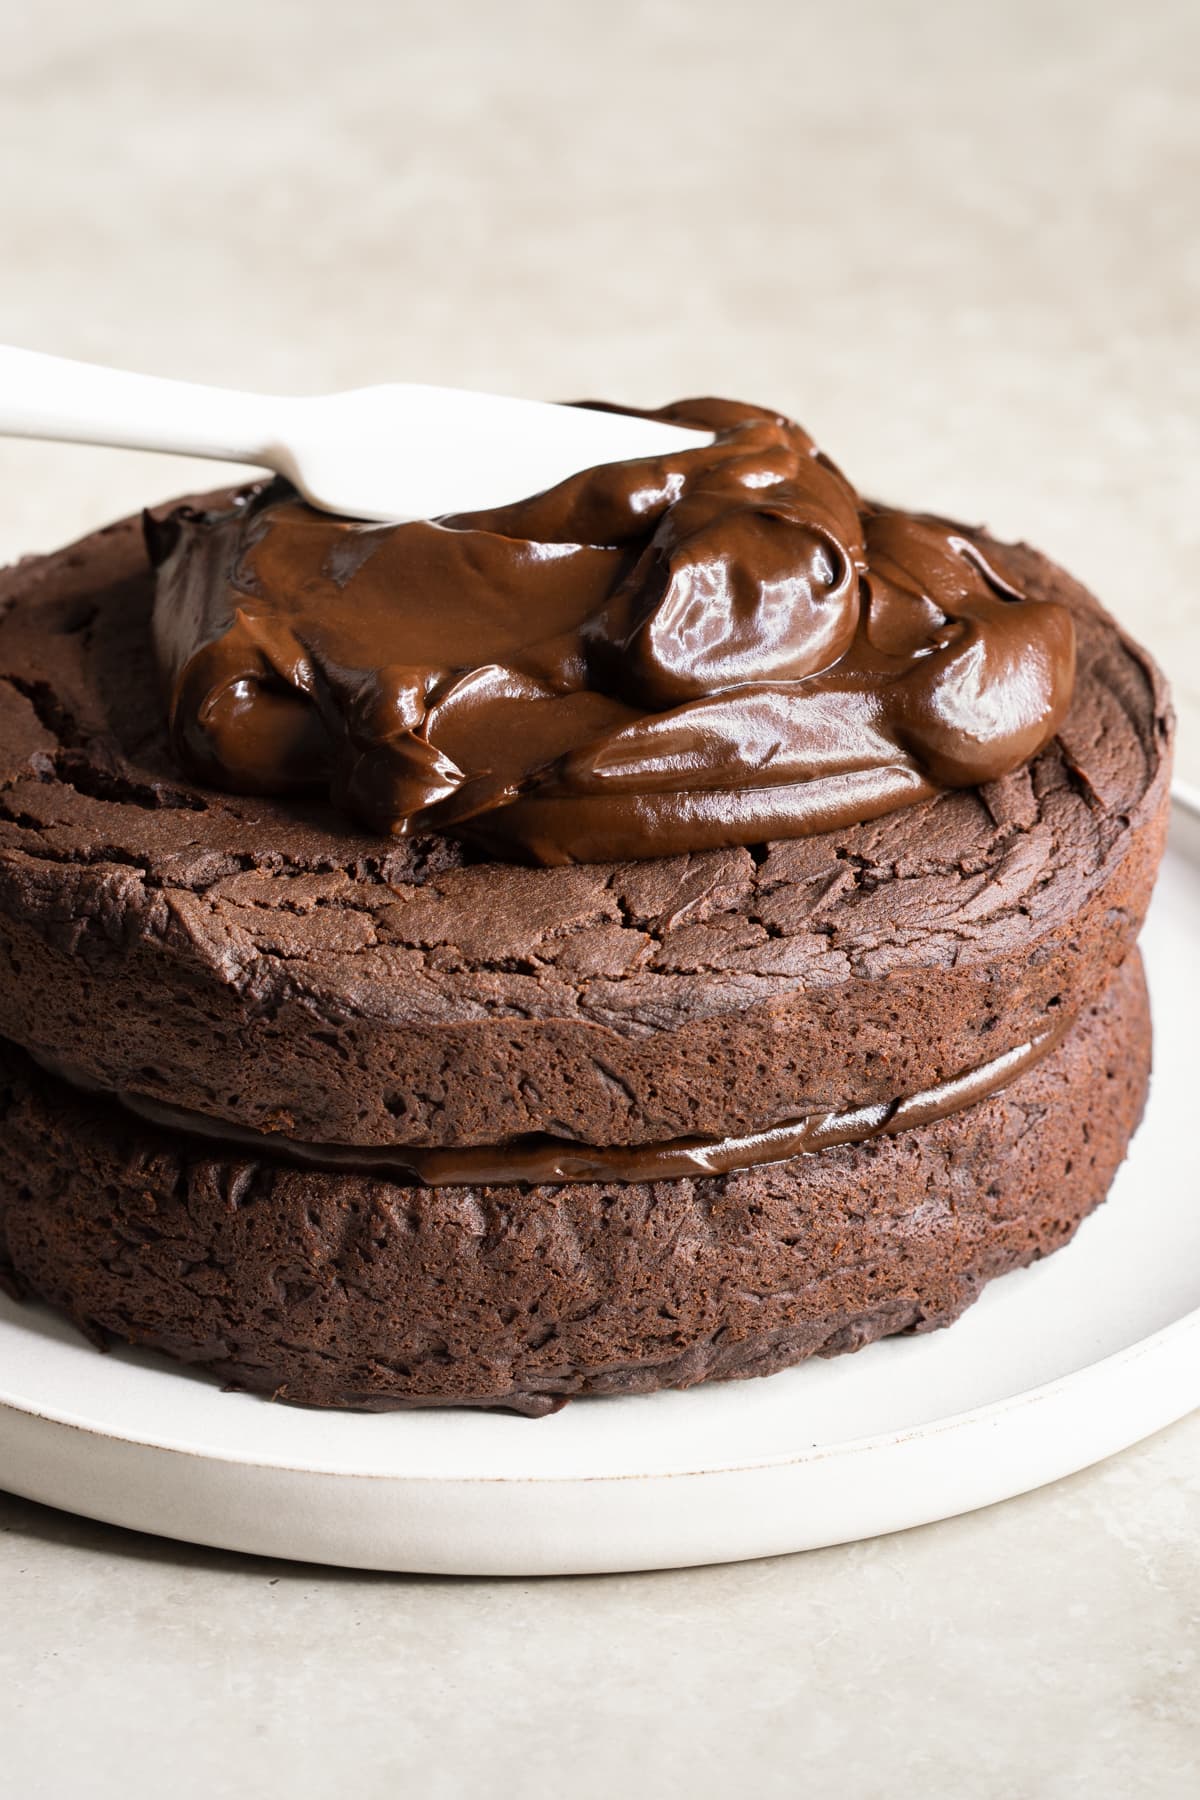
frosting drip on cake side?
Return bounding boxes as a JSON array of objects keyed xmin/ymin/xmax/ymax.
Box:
[{"xmin": 148, "ymin": 397, "xmax": 1077, "ymax": 864}]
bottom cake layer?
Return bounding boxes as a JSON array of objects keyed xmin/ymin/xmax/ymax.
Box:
[{"xmin": 0, "ymin": 953, "xmax": 1151, "ymax": 1416}]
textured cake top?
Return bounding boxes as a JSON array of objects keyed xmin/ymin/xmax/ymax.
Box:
[
  {"xmin": 0, "ymin": 504, "xmax": 1171, "ymax": 1147},
  {"xmin": 149, "ymin": 397, "xmax": 1077, "ymax": 864}
]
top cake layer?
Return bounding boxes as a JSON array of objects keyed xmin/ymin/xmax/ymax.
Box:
[
  {"xmin": 0, "ymin": 494, "xmax": 1171, "ymax": 1151},
  {"xmin": 150, "ymin": 398, "xmax": 1077, "ymax": 863}
]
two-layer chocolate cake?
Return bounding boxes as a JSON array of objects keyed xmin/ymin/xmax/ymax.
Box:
[{"xmin": 0, "ymin": 400, "xmax": 1172, "ymax": 1412}]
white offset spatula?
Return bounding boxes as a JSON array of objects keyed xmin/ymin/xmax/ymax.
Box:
[{"xmin": 0, "ymin": 346, "xmax": 711, "ymax": 522}]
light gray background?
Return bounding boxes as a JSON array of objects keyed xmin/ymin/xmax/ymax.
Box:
[{"xmin": 1, "ymin": 2, "xmax": 1197, "ymax": 1794}]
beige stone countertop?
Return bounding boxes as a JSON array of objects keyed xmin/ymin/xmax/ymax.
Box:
[{"xmin": 0, "ymin": 1, "xmax": 1197, "ymax": 1793}]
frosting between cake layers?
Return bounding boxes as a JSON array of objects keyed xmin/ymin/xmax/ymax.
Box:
[
  {"xmin": 32, "ymin": 1017, "xmax": 1067, "ymax": 1188},
  {"xmin": 149, "ymin": 397, "xmax": 1077, "ymax": 864}
]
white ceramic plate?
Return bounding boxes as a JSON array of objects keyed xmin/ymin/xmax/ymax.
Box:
[{"xmin": 2, "ymin": 793, "xmax": 1198, "ymax": 1576}]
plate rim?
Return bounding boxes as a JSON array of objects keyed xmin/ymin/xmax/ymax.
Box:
[{"xmin": 2, "ymin": 1300, "xmax": 1198, "ymax": 1489}]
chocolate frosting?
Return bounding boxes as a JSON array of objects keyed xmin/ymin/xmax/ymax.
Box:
[
  {"xmin": 35, "ymin": 1017, "xmax": 1066, "ymax": 1188},
  {"xmin": 149, "ymin": 398, "xmax": 1077, "ymax": 864}
]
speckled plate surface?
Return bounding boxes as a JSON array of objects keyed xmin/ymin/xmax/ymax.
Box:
[{"xmin": 1, "ymin": 790, "xmax": 1197, "ymax": 1576}]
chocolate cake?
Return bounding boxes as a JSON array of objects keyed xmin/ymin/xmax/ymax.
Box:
[{"xmin": 0, "ymin": 400, "xmax": 1173, "ymax": 1413}]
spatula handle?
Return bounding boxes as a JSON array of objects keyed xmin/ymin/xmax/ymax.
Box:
[{"xmin": 0, "ymin": 345, "xmax": 285, "ymax": 468}]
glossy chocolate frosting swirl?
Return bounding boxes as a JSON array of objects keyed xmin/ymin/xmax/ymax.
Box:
[{"xmin": 149, "ymin": 398, "xmax": 1076, "ymax": 864}]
